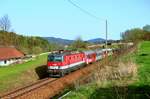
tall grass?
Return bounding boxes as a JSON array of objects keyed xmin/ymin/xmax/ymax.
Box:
[{"xmin": 64, "ymin": 43, "xmax": 150, "ymax": 99}]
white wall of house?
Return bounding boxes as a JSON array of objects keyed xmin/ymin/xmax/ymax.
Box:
[{"xmin": 0, "ymin": 59, "xmax": 16, "ymax": 66}]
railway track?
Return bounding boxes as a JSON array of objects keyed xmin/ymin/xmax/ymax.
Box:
[
  {"xmin": 0, "ymin": 46, "xmax": 135, "ymax": 99},
  {"xmin": 0, "ymin": 78, "xmax": 57, "ymax": 99}
]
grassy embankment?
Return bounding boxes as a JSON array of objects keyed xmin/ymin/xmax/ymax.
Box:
[
  {"xmin": 0, "ymin": 54, "xmax": 48, "ymax": 94},
  {"xmin": 63, "ymin": 41, "xmax": 150, "ymax": 99}
]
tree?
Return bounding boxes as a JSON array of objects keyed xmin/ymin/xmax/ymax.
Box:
[
  {"xmin": 121, "ymin": 28, "xmax": 144, "ymax": 42},
  {"xmin": 0, "ymin": 15, "xmax": 11, "ymax": 31},
  {"xmin": 143, "ymin": 25, "xmax": 150, "ymax": 32},
  {"xmin": 68, "ymin": 37, "xmax": 87, "ymax": 51}
]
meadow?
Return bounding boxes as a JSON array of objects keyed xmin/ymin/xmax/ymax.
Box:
[{"xmin": 0, "ymin": 54, "xmax": 48, "ymax": 94}]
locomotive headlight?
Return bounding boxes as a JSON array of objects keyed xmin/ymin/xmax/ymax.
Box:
[{"xmin": 48, "ymin": 66, "xmax": 58, "ymax": 69}]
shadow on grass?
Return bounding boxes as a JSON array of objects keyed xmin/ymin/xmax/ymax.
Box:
[
  {"xmin": 140, "ymin": 53, "xmax": 149, "ymax": 56},
  {"xmin": 35, "ymin": 65, "xmax": 48, "ymax": 79},
  {"xmin": 90, "ymin": 85, "xmax": 150, "ymax": 99}
]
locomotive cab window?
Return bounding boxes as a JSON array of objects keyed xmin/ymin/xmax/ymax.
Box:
[{"xmin": 48, "ymin": 55, "xmax": 63, "ymax": 62}]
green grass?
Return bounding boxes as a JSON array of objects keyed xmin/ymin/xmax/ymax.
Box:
[
  {"xmin": 135, "ymin": 41, "xmax": 150, "ymax": 85},
  {"xmin": 0, "ymin": 54, "xmax": 48, "ymax": 93},
  {"xmin": 63, "ymin": 41, "xmax": 150, "ymax": 99},
  {"xmin": 63, "ymin": 83, "xmax": 98, "ymax": 99}
]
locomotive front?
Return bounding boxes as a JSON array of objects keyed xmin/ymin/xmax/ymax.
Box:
[{"xmin": 47, "ymin": 53, "xmax": 64, "ymax": 77}]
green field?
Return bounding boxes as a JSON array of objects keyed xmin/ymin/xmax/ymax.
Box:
[
  {"xmin": 135, "ymin": 41, "xmax": 150, "ymax": 85},
  {"xmin": 64, "ymin": 41, "xmax": 150, "ymax": 99},
  {"xmin": 0, "ymin": 54, "xmax": 48, "ymax": 94}
]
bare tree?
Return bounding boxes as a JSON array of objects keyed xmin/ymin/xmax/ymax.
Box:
[{"xmin": 0, "ymin": 14, "xmax": 11, "ymax": 31}]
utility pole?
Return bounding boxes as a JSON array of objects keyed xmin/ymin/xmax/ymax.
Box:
[
  {"xmin": 105, "ymin": 20, "xmax": 108, "ymax": 49},
  {"xmin": 105, "ymin": 20, "xmax": 108, "ymax": 65}
]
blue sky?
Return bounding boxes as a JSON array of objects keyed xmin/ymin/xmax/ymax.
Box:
[{"xmin": 0, "ymin": 0, "xmax": 150, "ymax": 40}]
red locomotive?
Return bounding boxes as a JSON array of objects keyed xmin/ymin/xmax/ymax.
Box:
[{"xmin": 47, "ymin": 49, "xmax": 112, "ymax": 77}]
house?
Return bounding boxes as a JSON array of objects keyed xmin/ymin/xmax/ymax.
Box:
[{"xmin": 0, "ymin": 47, "xmax": 24, "ymax": 66}]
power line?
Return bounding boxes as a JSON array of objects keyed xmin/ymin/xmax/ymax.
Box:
[
  {"xmin": 67, "ymin": 0, "xmax": 109, "ymax": 64},
  {"xmin": 67, "ymin": 0, "xmax": 104, "ymax": 20}
]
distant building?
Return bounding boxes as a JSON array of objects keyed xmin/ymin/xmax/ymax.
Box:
[{"xmin": 0, "ymin": 47, "xmax": 24, "ymax": 66}]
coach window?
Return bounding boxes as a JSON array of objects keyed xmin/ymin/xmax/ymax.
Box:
[
  {"xmin": 100, "ymin": 53, "xmax": 102, "ymax": 55},
  {"xmin": 88, "ymin": 55, "xmax": 91, "ymax": 58}
]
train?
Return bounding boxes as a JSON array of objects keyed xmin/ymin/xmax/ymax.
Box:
[{"xmin": 47, "ymin": 49, "xmax": 113, "ymax": 77}]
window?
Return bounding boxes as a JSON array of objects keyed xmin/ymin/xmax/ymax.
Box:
[
  {"xmin": 48, "ymin": 55, "xmax": 63, "ymax": 62},
  {"xmin": 4, "ymin": 60, "xmax": 7, "ymax": 64}
]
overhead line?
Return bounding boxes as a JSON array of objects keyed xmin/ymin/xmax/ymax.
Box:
[
  {"xmin": 67, "ymin": 0, "xmax": 108, "ymax": 58},
  {"xmin": 67, "ymin": 0, "xmax": 104, "ymax": 21}
]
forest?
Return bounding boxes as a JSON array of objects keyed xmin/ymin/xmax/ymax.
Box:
[{"xmin": 0, "ymin": 30, "xmax": 56, "ymax": 54}]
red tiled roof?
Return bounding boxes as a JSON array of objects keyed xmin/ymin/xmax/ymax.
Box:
[{"xmin": 0, "ymin": 47, "xmax": 24, "ymax": 60}]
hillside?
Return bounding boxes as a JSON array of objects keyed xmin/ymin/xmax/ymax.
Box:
[
  {"xmin": 43, "ymin": 37, "xmax": 74, "ymax": 45},
  {"xmin": 0, "ymin": 31, "xmax": 51, "ymax": 54},
  {"xmin": 87, "ymin": 38, "xmax": 105, "ymax": 44},
  {"xmin": 43, "ymin": 37, "xmax": 106, "ymax": 45}
]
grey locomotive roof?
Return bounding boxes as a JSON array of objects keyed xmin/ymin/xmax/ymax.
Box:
[
  {"xmin": 95, "ymin": 50, "xmax": 103, "ymax": 53},
  {"xmin": 102, "ymin": 48, "xmax": 112, "ymax": 51},
  {"xmin": 82, "ymin": 50, "xmax": 95, "ymax": 55},
  {"xmin": 49, "ymin": 51, "xmax": 82, "ymax": 56}
]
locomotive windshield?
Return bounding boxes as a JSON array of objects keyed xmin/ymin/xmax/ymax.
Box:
[{"xmin": 48, "ymin": 55, "xmax": 63, "ymax": 62}]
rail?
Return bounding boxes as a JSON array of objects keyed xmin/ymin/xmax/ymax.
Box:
[{"xmin": 0, "ymin": 78, "xmax": 57, "ymax": 99}]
